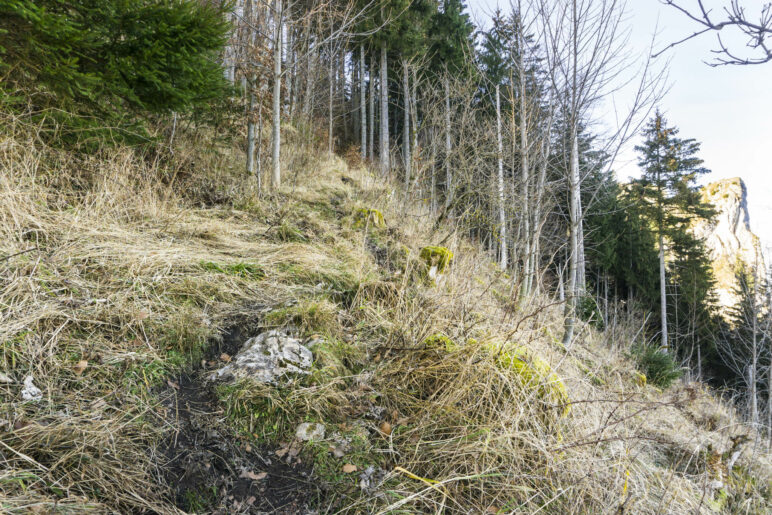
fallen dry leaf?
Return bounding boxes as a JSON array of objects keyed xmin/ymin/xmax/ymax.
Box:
[
  {"xmin": 342, "ymin": 463, "xmax": 358, "ymax": 473},
  {"xmin": 167, "ymin": 380, "xmax": 179, "ymax": 390},
  {"xmin": 137, "ymin": 310, "xmax": 150, "ymax": 320},
  {"xmin": 73, "ymin": 360, "xmax": 88, "ymax": 376},
  {"xmin": 220, "ymin": 353, "xmax": 231, "ymax": 363},
  {"xmin": 275, "ymin": 447, "xmax": 289, "ymax": 457},
  {"xmin": 240, "ymin": 470, "xmax": 268, "ymax": 481},
  {"xmin": 379, "ymin": 421, "xmax": 393, "ymax": 435}
]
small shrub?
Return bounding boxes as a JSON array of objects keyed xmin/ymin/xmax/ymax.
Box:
[
  {"xmin": 633, "ymin": 345, "xmax": 682, "ymax": 388},
  {"xmin": 577, "ymin": 295, "xmax": 604, "ymax": 329}
]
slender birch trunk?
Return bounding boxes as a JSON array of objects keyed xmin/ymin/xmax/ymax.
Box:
[
  {"xmin": 443, "ymin": 76, "xmax": 452, "ymax": 208},
  {"xmin": 519, "ymin": 32, "xmax": 531, "ymax": 295},
  {"xmin": 563, "ymin": 132, "xmax": 580, "ymax": 347},
  {"xmin": 495, "ymin": 84, "xmax": 507, "ymax": 270},
  {"xmin": 360, "ymin": 44, "xmax": 366, "ymax": 159},
  {"xmin": 328, "ymin": 38, "xmax": 335, "ymax": 153},
  {"xmin": 402, "ymin": 59, "xmax": 411, "ymax": 189},
  {"xmin": 379, "ymin": 43, "xmax": 390, "ymax": 175},
  {"xmin": 247, "ymin": 77, "xmax": 257, "ymax": 175},
  {"xmin": 659, "ymin": 233, "xmax": 668, "ymax": 352},
  {"xmin": 271, "ymin": 0, "xmax": 283, "ymax": 189},
  {"xmin": 411, "ymin": 68, "xmax": 418, "ymax": 185},
  {"xmin": 369, "ymin": 53, "xmax": 375, "ymax": 162}
]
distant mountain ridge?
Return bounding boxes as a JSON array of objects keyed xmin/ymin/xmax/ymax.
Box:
[{"xmin": 694, "ymin": 177, "xmax": 765, "ymax": 310}]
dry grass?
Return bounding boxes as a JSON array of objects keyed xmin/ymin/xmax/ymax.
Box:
[{"xmin": 1, "ymin": 112, "xmax": 770, "ymax": 514}]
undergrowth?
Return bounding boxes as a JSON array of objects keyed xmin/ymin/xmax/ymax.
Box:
[{"xmin": 1, "ymin": 112, "xmax": 771, "ymax": 514}]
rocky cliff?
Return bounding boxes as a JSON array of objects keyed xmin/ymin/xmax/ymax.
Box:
[{"xmin": 694, "ymin": 177, "xmax": 765, "ymax": 310}]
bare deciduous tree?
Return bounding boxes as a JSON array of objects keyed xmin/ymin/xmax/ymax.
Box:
[{"xmin": 659, "ymin": 1, "xmax": 772, "ymax": 65}]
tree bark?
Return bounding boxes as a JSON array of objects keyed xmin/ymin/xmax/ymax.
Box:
[
  {"xmin": 659, "ymin": 233, "xmax": 668, "ymax": 352},
  {"xmin": 496, "ymin": 84, "xmax": 507, "ymax": 270},
  {"xmin": 443, "ymin": 76, "xmax": 452, "ymax": 208},
  {"xmin": 271, "ymin": 0, "xmax": 283, "ymax": 189},
  {"xmin": 379, "ymin": 43, "xmax": 390, "ymax": 175},
  {"xmin": 402, "ymin": 59, "xmax": 411, "ymax": 189},
  {"xmin": 563, "ymin": 132, "xmax": 580, "ymax": 347},
  {"xmin": 360, "ymin": 44, "xmax": 366, "ymax": 159}
]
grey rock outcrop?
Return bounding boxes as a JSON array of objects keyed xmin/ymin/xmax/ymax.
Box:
[
  {"xmin": 694, "ymin": 178, "xmax": 765, "ymax": 309},
  {"xmin": 210, "ymin": 329, "xmax": 313, "ymax": 384}
]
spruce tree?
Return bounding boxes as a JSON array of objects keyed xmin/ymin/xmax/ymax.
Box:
[{"xmin": 632, "ymin": 111, "xmax": 714, "ymax": 354}]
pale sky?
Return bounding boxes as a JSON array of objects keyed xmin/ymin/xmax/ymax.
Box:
[{"xmin": 467, "ymin": 0, "xmax": 772, "ymax": 251}]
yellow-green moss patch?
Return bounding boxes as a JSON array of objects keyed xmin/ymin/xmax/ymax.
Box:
[{"xmin": 353, "ymin": 208, "xmax": 385, "ymax": 229}]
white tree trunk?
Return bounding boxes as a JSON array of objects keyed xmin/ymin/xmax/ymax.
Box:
[
  {"xmin": 360, "ymin": 44, "xmax": 366, "ymax": 159},
  {"xmin": 247, "ymin": 77, "xmax": 257, "ymax": 175},
  {"xmin": 443, "ymin": 77, "xmax": 452, "ymax": 208},
  {"xmin": 328, "ymin": 41, "xmax": 335, "ymax": 153},
  {"xmin": 379, "ymin": 43, "xmax": 390, "ymax": 175},
  {"xmin": 411, "ymin": 68, "xmax": 418, "ymax": 186},
  {"xmin": 563, "ymin": 132, "xmax": 581, "ymax": 347},
  {"xmin": 496, "ymin": 84, "xmax": 507, "ymax": 270},
  {"xmin": 402, "ymin": 59, "xmax": 411, "ymax": 189},
  {"xmin": 271, "ymin": 0, "xmax": 283, "ymax": 189},
  {"xmin": 659, "ymin": 233, "xmax": 669, "ymax": 352},
  {"xmin": 518, "ymin": 14, "xmax": 531, "ymax": 295},
  {"xmin": 369, "ymin": 53, "xmax": 375, "ymax": 162}
]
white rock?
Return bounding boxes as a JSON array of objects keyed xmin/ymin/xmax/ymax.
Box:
[
  {"xmin": 295, "ymin": 422, "xmax": 326, "ymax": 442},
  {"xmin": 21, "ymin": 375, "xmax": 42, "ymax": 401},
  {"xmin": 0, "ymin": 372, "xmax": 13, "ymax": 384},
  {"xmin": 209, "ymin": 329, "xmax": 313, "ymax": 385},
  {"xmin": 694, "ymin": 178, "xmax": 765, "ymax": 310}
]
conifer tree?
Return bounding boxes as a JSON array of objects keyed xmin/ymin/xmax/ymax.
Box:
[{"xmin": 632, "ymin": 111, "xmax": 713, "ymax": 354}]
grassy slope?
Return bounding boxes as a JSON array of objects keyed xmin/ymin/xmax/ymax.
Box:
[{"xmin": 1, "ymin": 123, "xmax": 770, "ymax": 513}]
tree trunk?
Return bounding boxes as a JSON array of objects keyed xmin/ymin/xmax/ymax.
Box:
[
  {"xmin": 495, "ymin": 84, "xmax": 507, "ymax": 270},
  {"xmin": 247, "ymin": 77, "xmax": 257, "ymax": 176},
  {"xmin": 271, "ymin": 0, "xmax": 283, "ymax": 189},
  {"xmin": 360, "ymin": 44, "xmax": 366, "ymax": 160},
  {"xmin": 443, "ymin": 76, "xmax": 452, "ymax": 208},
  {"xmin": 562, "ymin": 132, "xmax": 580, "ymax": 347},
  {"xmin": 518, "ymin": 16, "xmax": 531, "ymax": 295},
  {"xmin": 659, "ymin": 233, "xmax": 668, "ymax": 352},
  {"xmin": 411, "ymin": 68, "xmax": 418, "ymax": 186},
  {"xmin": 369, "ymin": 53, "xmax": 375, "ymax": 162},
  {"xmin": 379, "ymin": 43, "xmax": 389, "ymax": 175},
  {"xmin": 402, "ymin": 59, "xmax": 411, "ymax": 189},
  {"xmin": 328, "ymin": 40, "xmax": 335, "ymax": 153}
]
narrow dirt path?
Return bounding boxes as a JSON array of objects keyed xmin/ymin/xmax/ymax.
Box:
[{"xmin": 158, "ymin": 325, "xmax": 323, "ymax": 514}]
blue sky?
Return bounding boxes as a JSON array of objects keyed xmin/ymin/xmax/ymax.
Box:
[{"xmin": 467, "ymin": 0, "xmax": 772, "ymax": 251}]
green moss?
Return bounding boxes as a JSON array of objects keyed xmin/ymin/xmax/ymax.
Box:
[
  {"xmin": 353, "ymin": 208, "xmax": 385, "ymax": 229},
  {"xmin": 494, "ymin": 346, "xmax": 570, "ymax": 417},
  {"xmin": 419, "ymin": 246, "xmax": 454, "ymax": 274},
  {"xmin": 199, "ymin": 260, "xmax": 265, "ymax": 279},
  {"xmin": 423, "ymin": 333, "xmax": 457, "ymax": 352}
]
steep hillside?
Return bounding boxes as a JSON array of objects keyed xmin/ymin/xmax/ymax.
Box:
[
  {"xmin": 695, "ymin": 178, "xmax": 766, "ymax": 310},
  {"xmin": 1, "ymin": 128, "xmax": 771, "ymax": 513}
]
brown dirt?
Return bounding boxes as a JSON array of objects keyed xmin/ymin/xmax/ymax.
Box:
[{"xmin": 158, "ymin": 325, "xmax": 324, "ymax": 514}]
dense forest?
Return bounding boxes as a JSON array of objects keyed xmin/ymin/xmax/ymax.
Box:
[{"xmin": 2, "ymin": 0, "xmax": 772, "ymax": 512}]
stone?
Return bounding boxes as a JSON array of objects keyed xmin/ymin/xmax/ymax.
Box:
[
  {"xmin": 0, "ymin": 372, "xmax": 13, "ymax": 384},
  {"xmin": 209, "ymin": 329, "xmax": 313, "ymax": 385},
  {"xmin": 295, "ymin": 422, "xmax": 326, "ymax": 442},
  {"xmin": 21, "ymin": 375, "xmax": 42, "ymax": 401},
  {"xmin": 694, "ymin": 178, "xmax": 765, "ymax": 310}
]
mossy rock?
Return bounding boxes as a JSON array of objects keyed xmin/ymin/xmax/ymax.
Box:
[
  {"xmin": 419, "ymin": 246, "xmax": 453, "ymax": 275},
  {"xmin": 495, "ymin": 346, "xmax": 570, "ymax": 417},
  {"xmin": 353, "ymin": 208, "xmax": 385, "ymax": 229}
]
